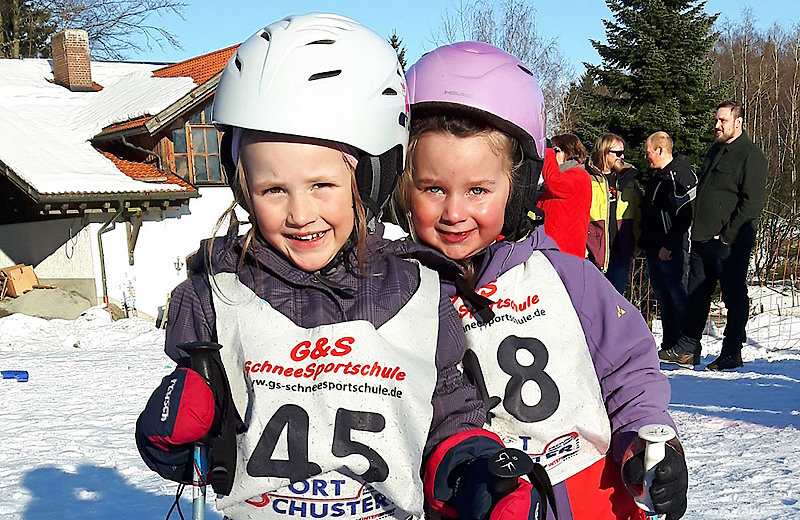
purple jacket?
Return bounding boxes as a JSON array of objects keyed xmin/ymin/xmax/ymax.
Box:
[
  {"xmin": 164, "ymin": 221, "xmax": 485, "ymax": 454},
  {"xmin": 445, "ymin": 225, "xmax": 675, "ymax": 464}
]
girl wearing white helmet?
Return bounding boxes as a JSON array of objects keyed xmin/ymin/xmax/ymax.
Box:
[
  {"xmin": 135, "ymin": 14, "xmax": 545, "ymax": 520},
  {"xmin": 391, "ymin": 41, "xmax": 688, "ymax": 520}
]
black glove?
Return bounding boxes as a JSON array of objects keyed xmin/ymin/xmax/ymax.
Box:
[{"xmin": 623, "ymin": 446, "xmax": 688, "ymax": 520}]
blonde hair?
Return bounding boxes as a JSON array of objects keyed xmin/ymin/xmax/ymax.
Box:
[
  {"xmin": 389, "ymin": 113, "xmax": 522, "ymax": 282},
  {"xmin": 646, "ymin": 131, "xmax": 673, "ymax": 154},
  {"xmin": 590, "ymin": 133, "xmax": 624, "ymax": 173},
  {"xmin": 209, "ymin": 138, "xmax": 369, "ymax": 274}
]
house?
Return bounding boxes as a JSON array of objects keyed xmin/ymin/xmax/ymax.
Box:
[{"xmin": 0, "ymin": 29, "xmax": 241, "ymax": 317}]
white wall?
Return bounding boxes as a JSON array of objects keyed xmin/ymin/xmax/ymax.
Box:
[
  {"xmin": 0, "ymin": 217, "xmax": 95, "ymax": 279},
  {"xmin": 92, "ymin": 186, "xmax": 240, "ymax": 317},
  {"xmin": 0, "ymin": 187, "xmax": 244, "ymax": 318}
]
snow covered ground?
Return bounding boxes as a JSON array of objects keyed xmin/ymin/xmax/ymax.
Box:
[{"xmin": 0, "ymin": 308, "xmax": 798, "ymax": 519}]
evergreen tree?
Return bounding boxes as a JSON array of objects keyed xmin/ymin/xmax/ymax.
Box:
[
  {"xmin": 389, "ymin": 30, "xmax": 407, "ymax": 71},
  {"xmin": 2, "ymin": 1, "xmax": 185, "ymax": 60},
  {"xmin": 574, "ymin": 0, "xmax": 724, "ymax": 168},
  {"xmin": 1, "ymin": 0, "xmax": 55, "ymax": 58}
]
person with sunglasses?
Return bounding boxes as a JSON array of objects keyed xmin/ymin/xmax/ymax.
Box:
[{"xmin": 585, "ymin": 134, "xmax": 641, "ymax": 293}]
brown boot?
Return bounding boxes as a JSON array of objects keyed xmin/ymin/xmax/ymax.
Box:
[{"xmin": 658, "ymin": 347, "xmax": 697, "ymax": 369}]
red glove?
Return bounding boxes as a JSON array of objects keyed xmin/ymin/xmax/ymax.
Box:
[
  {"xmin": 490, "ymin": 479, "xmax": 542, "ymax": 520},
  {"xmin": 424, "ymin": 429, "xmax": 545, "ymax": 520},
  {"xmin": 138, "ymin": 367, "xmax": 215, "ymax": 450}
]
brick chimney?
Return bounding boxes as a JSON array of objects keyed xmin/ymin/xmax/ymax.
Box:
[{"xmin": 51, "ymin": 29, "xmax": 93, "ymax": 92}]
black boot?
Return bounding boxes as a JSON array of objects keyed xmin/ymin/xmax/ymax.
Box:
[{"xmin": 706, "ymin": 350, "xmax": 743, "ymax": 371}]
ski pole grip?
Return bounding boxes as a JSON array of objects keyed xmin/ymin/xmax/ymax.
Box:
[
  {"xmin": 488, "ymin": 448, "xmax": 534, "ymax": 499},
  {"xmin": 180, "ymin": 341, "xmax": 239, "ymax": 497},
  {"xmin": 185, "ymin": 343, "xmax": 223, "ymax": 387},
  {"xmin": 636, "ymin": 424, "xmax": 676, "ymax": 519},
  {"xmin": 488, "ymin": 448, "xmax": 559, "ymax": 520},
  {"xmin": 184, "ymin": 342, "xmax": 223, "ymax": 430}
]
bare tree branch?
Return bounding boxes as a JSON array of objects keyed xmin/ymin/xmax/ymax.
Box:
[
  {"xmin": 713, "ymin": 14, "xmax": 800, "ymax": 281},
  {"xmin": 36, "ymin": 0, "xmax": 185, "ymax": 59}
]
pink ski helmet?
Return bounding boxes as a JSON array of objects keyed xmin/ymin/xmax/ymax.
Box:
[
  {"xmin": 406, "ymin": 41, "xmax": 546, "ymax": 160},
  {"xmin": 406, "ymin": 41, "xmax": 547, "ymax": 240}
]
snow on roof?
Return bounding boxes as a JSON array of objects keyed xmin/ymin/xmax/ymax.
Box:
[{"xmin": 0, "ymin": 59, "xmax": 196, "ymax": 196}]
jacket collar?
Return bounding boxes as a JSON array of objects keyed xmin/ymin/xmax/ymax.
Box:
[
  {"xmin": 560, "ymin": 159, "xmax": 581, "ymax": 172},
  {"xmin": 652, "ymin": 153, "xmax": 689, "ymax": 178},
  {"xmin": 724, "ymin": 130, "xmax": 751, "ymax": 150},
  {"xmin": 472, "ymin": 226, "xmax": 559, "ymax": 289}
]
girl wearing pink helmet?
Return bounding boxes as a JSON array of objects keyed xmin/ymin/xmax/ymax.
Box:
[
  {"xmin": 391, "ymin": 41, "xmax": 688, "ymax": 520},
  {"xmin": 135, "ymin": 16, "xmax": 546, "ymax": 520}
]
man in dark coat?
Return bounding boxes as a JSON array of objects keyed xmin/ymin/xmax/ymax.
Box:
[
  {"xmin": 661, "ymin": 101, "xmax": 767, "ymax": 371},
  {"xmin": 640, "ymin": 132, "xmax": 697, "ymax": 362}
]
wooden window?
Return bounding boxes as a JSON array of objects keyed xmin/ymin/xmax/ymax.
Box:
[{"xmin": 172, "ymin": 102, "xmax": 224, "ymax": 185}]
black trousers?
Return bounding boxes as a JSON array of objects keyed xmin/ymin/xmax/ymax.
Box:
[
  {"xmin": 646, "ymin": 248, "xmax": 688, "ymax": 350},
  {"xmin": 678, "ymin": 223, "xmax": 756, "ymax": 356}
]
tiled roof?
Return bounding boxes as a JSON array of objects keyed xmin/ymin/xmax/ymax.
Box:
[
  {"xmin": 153, "ymin": 44, "xmax": 239, "ymax": 85},
  {"xmin": 98, "ymin": 115, "xmax": 150, "ymax": 135},
  {"xmin": 0, "ymin": 59, "xmax": 195, "ymax": 195},
  {"xmin": 101, "ymin": 151, "xmax": 195, "ymax": 191}
]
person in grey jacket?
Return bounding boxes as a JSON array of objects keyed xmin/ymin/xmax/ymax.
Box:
[
  {"xmin": 664, "ymin": 101, "xmax": 767, "ymax": 371},
  {"xmin": 640, "ymin": 132, "xmax": 697, "ymax": 361}
]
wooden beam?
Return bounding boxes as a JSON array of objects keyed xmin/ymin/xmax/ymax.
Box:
[{"xmin": 126, "ymin": 212, "xmax": 144, "ymax": 266}]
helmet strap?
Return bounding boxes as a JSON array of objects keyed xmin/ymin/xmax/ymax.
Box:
[
  {"xmin": 354, "ymin": 144, "xmax": 404, "ymax": 221},
  {"xmin": 501, "ymin": 156, "xmax": 544, "ymax": 241}
]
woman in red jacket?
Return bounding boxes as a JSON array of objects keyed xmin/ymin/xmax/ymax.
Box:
[{"xmin": 536, "ymin": 134, "xmax": 592, "ymax": 258}]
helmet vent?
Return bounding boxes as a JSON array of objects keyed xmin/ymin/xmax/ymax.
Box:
[
  {"xmin": 382, "ymin": 88, "xmax": 397, "ymax": 96},
  {"xmin": 309, "ymin": 70, "xmax": 341, "ymax": 81},
  {"xmin": 234, "ymin": 56, "xmax": 242, "ymax": 71},
  {"xmin": 307, "ymin": 39, "xmax": 335, "ymax": 45},
  {"xmin": 517, "ymin": 64, "xmax": 533, "ymax": 76},
  {"xmin": 260, "ymin": 31, "xmax": 270, "ymax": 42}
]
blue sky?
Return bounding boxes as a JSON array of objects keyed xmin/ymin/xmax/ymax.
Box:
[{"xmin": 132, "ymin": 0, "xmax": 797, "ymax": 75}]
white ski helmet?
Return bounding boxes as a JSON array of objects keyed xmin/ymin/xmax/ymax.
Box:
[{"xmin": 213, "ymin": 13, "xmax": 410, "ymax": 217}]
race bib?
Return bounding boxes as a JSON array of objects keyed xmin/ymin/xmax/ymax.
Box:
[
  {"xmin": 453, "ymin": 252, "xmax": 610, "ymax": 484},
  {"xmin": 212, "ymin": 264, "xmax": 440, "ymax": 519}
]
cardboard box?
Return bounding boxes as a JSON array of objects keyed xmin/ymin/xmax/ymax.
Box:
[{"xmin": 1, "ymin": 264, "xmax": 39, "ymax": 298}]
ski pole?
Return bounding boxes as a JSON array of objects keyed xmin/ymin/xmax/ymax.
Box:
[
  {"xmin": 192, "ymin": 444, "xmax": 208, "ymax": 520},
  {"xmin": 635, "ymin": 424, "xmax": 677, "ymax": 520},
  {"xmin": 185, "ymin": 343, "xmax": 225, "ymax": 520}
]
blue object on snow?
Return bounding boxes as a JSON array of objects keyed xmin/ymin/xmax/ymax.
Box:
[{"xmin": 1, "ymin": 370, "xmax": 28, "ymax": 382}]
